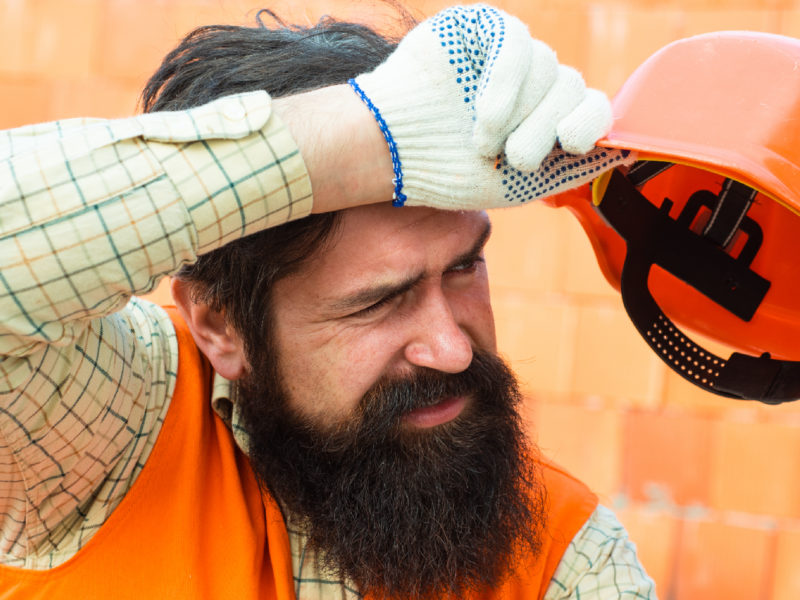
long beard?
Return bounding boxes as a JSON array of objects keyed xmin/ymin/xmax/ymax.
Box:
[{"xmin": 236, "ymin": 349, "xmax": 547, "ymax": 600}]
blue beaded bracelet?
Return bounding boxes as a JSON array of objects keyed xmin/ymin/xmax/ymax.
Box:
[{"xmin": 348, "ymin": 78, "xmax": 407, "ymax": 207}]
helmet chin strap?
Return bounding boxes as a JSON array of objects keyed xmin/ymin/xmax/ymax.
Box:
[{"xmin": 597, "ymin": 165, "xmax": 800, "ymax": 404}]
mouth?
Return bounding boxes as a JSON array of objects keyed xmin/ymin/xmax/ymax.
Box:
[{"xmin": 401, "ymin": 395, "xmax": 468, "ymax": 428}]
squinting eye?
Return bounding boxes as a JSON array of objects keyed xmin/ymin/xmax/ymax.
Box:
[
  {"xmin": 356, "ymin": 295, "xmax": 394, "ymax": 316},
  {"xmin": 351, "ymin": 290, "xmax": 406, "ymax": 318},
  {"xmin": 449, "ymin": 256, "xmax": 485, "ymax": 274}
]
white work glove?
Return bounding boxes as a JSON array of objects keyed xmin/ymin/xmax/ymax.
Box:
[{"xmin": 351, "ymin": 3, "xmax": 632, "ymax": 209}]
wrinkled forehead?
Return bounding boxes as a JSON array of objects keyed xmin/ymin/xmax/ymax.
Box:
[{"xmin": 289, "ymin": 204, "xmax": 491, "ymax": 292}]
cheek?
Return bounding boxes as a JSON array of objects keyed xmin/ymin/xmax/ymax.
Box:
[
  {"xmin": 336, "ymin": 329, "xmax": 404, "ymax": 395},
  {"xmin": 278, "ymin": 324, "xmax": 401, "ymax": 422}
]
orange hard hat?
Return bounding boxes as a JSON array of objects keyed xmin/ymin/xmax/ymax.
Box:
[{"xmin": 547, "ymin": 31, "xmax": 800, "ymax": 403}]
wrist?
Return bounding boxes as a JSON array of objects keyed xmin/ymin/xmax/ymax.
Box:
[{"xmin": 272, "ymin": 84, "xmax": 394, "ymax": 214}]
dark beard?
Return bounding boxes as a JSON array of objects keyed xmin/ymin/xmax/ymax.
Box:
[{"xmin": 236, "ymin": 349, "xmax": 547, "ymax": 600}]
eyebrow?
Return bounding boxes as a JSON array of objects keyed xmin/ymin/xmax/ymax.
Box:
[{"xmin": 330, "ymin": 220, "xmax": 492, "ymax": 314}]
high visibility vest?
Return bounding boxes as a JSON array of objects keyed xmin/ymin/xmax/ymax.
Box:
[{"xmin": 0, "ymin": 307, "xmax": 597, "ymax": 600}]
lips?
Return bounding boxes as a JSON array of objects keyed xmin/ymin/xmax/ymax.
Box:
[{"xmin": 401, "ymin": 395, "xmax": 468, "ymax": 428}]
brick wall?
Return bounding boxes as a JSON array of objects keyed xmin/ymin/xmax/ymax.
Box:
[{"xmin": 4, "ymin": 1, "xmax": 800, "ymax": 598}]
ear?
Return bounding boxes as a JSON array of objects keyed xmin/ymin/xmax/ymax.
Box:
[{"xmin": 171, "ymin": 278, "xmax": 248, "ymax": 380}]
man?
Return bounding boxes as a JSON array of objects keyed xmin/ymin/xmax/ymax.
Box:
[{"xmin": 0, "ymin": 4, "xmax": 653, "ymax": 599}]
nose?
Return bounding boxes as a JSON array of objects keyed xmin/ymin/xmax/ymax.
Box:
[{"xmin": 403, "ymin": 289, "xmax": 473, "ymax": 373}]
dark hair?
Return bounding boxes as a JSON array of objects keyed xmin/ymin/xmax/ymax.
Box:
[
  {"xmin": 141, "ymin": 10, "xmax": 406, "ymax": 112},
  {"xmin": 142, "ymin": 11, "xmax": 404, "ymax": 360}
]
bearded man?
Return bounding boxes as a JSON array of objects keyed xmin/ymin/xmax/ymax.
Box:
[{"xmin": 0, "ymin": 4, "xmax": 653, "ymax": 599}]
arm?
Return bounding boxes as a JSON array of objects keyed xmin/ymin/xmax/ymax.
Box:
[
  {"xmin": 0, "ymin": 82, "xmax": 402, "ymax": 567},
  {"xmin": 272, "ymin": 84, "xmax": 394, "ymax": 215},
  {"xmin": 0, "ymin": 91, "xmax": 318, "ymax": 359},
  {"xmin": 0, "ymin": 91, "xmax": 331, "ymax": 566}
]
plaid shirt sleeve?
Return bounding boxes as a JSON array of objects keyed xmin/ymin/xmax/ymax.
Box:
[{"xmin": 0, "ymin": 91, "xmax": 312, "ymax": 568}]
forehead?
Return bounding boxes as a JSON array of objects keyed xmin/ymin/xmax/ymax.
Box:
[{"xmin": 288, "ymin": 205, "xmax": 490, "ymax": 300}]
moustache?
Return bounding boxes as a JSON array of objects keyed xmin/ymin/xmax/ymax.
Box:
[{"xmin": 317, "ymin": 350, "xmax": 521, "ymax": 446}]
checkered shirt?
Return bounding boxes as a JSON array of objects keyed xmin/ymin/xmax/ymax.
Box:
[{"xmin": 0, "ymin": 90, "xmax": 655, "ymax": 598}]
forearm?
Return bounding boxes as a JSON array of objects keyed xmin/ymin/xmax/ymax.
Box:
[{"xmin": 272, "ymin": 84, "xmax": 394, "ymax": 214}]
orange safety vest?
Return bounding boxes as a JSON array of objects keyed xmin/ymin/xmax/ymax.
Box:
[{"xmin": 0, "ymin": 308, "xmax": 597, "ymax": 599}]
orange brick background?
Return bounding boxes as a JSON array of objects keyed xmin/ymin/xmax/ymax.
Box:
[{"xmin": 5, "ymin": 0, "xmax": 800, "ymax": 598}]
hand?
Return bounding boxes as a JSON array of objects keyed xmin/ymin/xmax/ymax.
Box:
[{"xmin": 351, "ymin": 4, "xmax": 631, "ymax": 210}]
